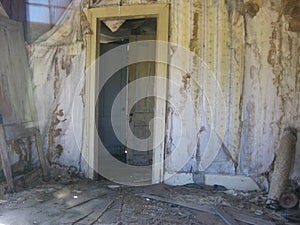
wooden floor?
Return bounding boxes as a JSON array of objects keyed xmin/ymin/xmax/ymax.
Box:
[{"xmin": 0, "ymin": 178, "xmax": 297, "ymax": 225}]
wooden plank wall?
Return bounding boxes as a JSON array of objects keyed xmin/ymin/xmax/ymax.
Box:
[{"xmin": 0, "ymin": 17, "xmax": 36, "ymax": 127}]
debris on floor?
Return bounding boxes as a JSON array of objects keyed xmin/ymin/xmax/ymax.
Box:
[{"xmin": 0, "ymin": 174, "xmax": 299, "ymax": 225}]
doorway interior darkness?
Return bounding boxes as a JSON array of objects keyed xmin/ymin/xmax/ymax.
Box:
[
  {"xmin": 96, "ymin": 18, "xmax": 157, "ymax": 179},
  {"xmin": 85, "ymin": 4, "xmax": 169, "ymax": 184}
]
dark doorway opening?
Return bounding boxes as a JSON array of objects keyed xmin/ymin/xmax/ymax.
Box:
[{"xmin": 96, "ymin": 18, "xmax": 157, "ymax": 168}]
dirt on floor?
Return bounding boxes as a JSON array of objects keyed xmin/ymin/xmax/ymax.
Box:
[{"xmin": 0, "ymin": 174, "xmax": 299, "ymax": 225}]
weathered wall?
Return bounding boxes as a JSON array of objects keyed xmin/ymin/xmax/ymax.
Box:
[
  {"xmin": 93, "ymin": 0, "xmax": 245, "ymax": 177},
  {"xmin": 30, "ymin": 46, "xmax": 85, "ymax": 170},
  {"xmin": 29, "ymin": 0, "xmax": 299, "ymax": 187},
  {"xmin": 165, "ymin": 0, "xmax": 244, "ymax": 176},
  {"xmin": 165, "ymin": 0, "xmax": 299, "ymax": 186},
  {"xmin": 29, "ymin": 0, "xmax": 86, "ymax": 171},
  {"xmin": 240, "ymin": 0, "xmax": 300, "ymax": 184}
]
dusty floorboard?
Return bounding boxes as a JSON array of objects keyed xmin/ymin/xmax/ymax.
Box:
[{"xmin": 0, "ymin": 178, "xmax": 298, "ymax": 225}]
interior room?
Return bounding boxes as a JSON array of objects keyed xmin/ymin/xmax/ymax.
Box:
[{"xmin": 0, "ymin": 0, "xmax": 299, "ymax": 224}]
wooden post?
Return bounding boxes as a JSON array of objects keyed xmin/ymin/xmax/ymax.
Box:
[{"xmin": 0, "ymin": 125, "xmax": 14, "ymax": 192}]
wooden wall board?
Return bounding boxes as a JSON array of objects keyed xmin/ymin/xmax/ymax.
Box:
[{"xmin": 0, "ymin": 17, "xmax": 36, "ymax": 126}]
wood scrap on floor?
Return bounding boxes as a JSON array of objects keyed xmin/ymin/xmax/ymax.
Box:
[
  {"xmin": 212, "ymin": 206, "xmax": 240, "ymax": 225},
  {"xmin": 53, "ymin": 198, "xmax": 114, "ymax": 225},
  {"xmin": 139, "ymin": 193, "xmax": 276, "ymax": 225},
  {"xmin": 138, "ymin": 193, "xmax": 212, "ymax": 214},
  {"xmin": 225, "ymin": 207, "xmax": 276, "ymax": 225},
  {"xmin": 74, "ymin": 199, "xmax": 114, "ymax": 225},
  {"xmin": 0, "ymin": 178, "xmax": 296, "ymax": 224},
  {"xmin": 66, "ymin": 193, "xmax": 108, "ymax": 209}
]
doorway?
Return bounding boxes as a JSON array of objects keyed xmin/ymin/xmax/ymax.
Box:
[
  {"xmin": 85, "ymin": 4, "xmax": 169, "ymax": 184},
  {"xmin": 97, "ymin": 19, "xmax": 157, "ymax": 168}
]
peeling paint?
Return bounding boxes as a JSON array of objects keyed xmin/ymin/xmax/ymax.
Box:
[
  {"xmin": 181, "ymin": 73, "xmax": 191, "ymax": 90},
  {"xmin": 245, "ymin": 0, "xmax": 260, "ymax": 17},
  {"xmin": 28, "ymin": 0, "xmax": 300, "ymax": 187},
  {"xmin": 224, "ymin": 0, "xmax": 245, "ymax": 18},
  {"xmin": 61, "ymin": 55, "xmax": 73, "ymax": 77},
  {"xmin": 189, "ymin": 0, "xmax": 201, "ymax": 55},
  {"xmin": 53, "ymin": 56, "xmax": 60, "ymax": 101},
  {"xmin": 165, "ymin": 0, "xmax": 245, "ymax": 175},
  {"xmin": 47, "ymin": 105, "xmax": 64, "ymax": 161},
  {"xmin": 241, "ymin": 0, "xmax": 300, "ymax": 185}
]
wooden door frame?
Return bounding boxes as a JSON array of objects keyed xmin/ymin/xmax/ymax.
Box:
[{"xmin": 84, "ymin": 4, "xmax": 169, "ymax": 184}]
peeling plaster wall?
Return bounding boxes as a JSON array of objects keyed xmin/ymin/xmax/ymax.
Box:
[
  {"xmin": 165, "ymin": 0, "xmax": 245, "ymax": 175},
  {"xmin": 28, "ymin": 0, "xmax": 299, "ymax": 186},
  {"xmin": 165, "ymin": 0, "xmax": 299, "ymax": 185},
  {"xmin": 30, "ymin": 45, "xmax": 85, "ymax": 170},
  {"xmin": 29, "ymin": 0, "xmax": 86, "ymax": 171},
  {"xmin": 240, "ymin": 0, "xmax": 300, "ymax": 182}
]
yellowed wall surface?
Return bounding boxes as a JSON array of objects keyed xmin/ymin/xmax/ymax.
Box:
[
  {"xmin": 29, "ymin": 0, "xmax": 299, "ymax": 188},
  {"xmin": 241, "ymin": 0, "xmax": 300, "ymax": 183}
]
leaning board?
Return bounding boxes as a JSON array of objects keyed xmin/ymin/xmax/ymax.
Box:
[{"xmin": 0, "ymin": 16, "xmax": 36, "ymax": 125}]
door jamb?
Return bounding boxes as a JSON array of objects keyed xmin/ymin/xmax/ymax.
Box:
[{"xmin": 84, "ymin": 4, "xmax": 169, "ymax": 184}]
